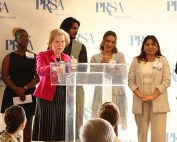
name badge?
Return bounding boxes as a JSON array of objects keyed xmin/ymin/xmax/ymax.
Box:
[
  {"xmin": 153, "ymin": 61, "xmax": 162, "ymax": 71},
  {"xmin": 26, "ymin": 52, "xmax": 34, "ymax": 59}
]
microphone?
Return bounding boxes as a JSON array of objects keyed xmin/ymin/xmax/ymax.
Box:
[{"xmin": 65, "ymin": 61, "xmax": 69, "ymax": 73}]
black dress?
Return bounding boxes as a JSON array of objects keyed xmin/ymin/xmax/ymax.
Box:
[{"xmin": 1, "ymin": 52, "xmax": 36, "ymax": 117}]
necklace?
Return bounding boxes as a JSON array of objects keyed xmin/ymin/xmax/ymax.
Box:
[
  {"xmin": 55, "ymin": 54, "xmax": 61, "ymax": 58},
  {"xmin": 5, "ymin": 131, "xmax": 18, "ymax": 142}
]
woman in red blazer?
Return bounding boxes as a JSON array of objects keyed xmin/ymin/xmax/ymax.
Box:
[{"xmin": 32, "ymin": 29, "xmax": 71, "ymax": 142}]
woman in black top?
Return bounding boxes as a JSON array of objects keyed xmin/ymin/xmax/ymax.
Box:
[{"xmin": 1, "ymin": 27, "xmax": 39, "ymax": 142}]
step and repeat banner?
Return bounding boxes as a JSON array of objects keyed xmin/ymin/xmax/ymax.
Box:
[{"xmin": 1, "ymin": 0, "xmax": 177, "ymax": 141}]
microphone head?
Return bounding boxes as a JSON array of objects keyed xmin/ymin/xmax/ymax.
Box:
[{"xmin": 65, "ymin": 61, "xmax": 69, "ymax": 73}]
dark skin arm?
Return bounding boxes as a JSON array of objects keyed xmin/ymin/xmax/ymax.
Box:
[
  {"xmin": 1, "ymin": 53, "xmax": 17, "ymax": 90},
  {"xmin": 1, "ymin": 53, "xmax": 39, "ymax": 100},
  {"xmin": 21, "ymin": 53, "xmax": 39, "ymax": 91}
]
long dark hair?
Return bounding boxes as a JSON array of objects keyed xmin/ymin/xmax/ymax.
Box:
[
  {"xmin": 5, "ymin": 105, "xmax": 26, "ymax": 133},
  {"xmin": 137, "ymin": 35, "xmax": 162, "ymax": 63},
  {"xmin": 100, "ymin": 31, "xmax": 117, "ymax": 53}
]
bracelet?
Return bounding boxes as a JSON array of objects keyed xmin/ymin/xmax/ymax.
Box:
[{"xmin": 24, "ymin": 86, "xmax": 27, "ymax": 90}]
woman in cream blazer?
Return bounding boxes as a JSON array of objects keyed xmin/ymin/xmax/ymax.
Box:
[{"xmin": 128, "ymin": 35, "xmax": 171, "ymax": 142}]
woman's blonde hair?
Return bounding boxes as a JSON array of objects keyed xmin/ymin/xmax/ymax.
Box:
[{"xmin": 47, "ymin": 29, "xmax": 70, "ymax": 48}]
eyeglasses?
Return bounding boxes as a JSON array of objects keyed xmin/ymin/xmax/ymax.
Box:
[{"xmin": 17, "ymin": 36, "xmax": 31, "ymax": 39}]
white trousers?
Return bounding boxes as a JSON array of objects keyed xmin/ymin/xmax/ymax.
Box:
[{"xmin": 135, "ymin": 101, "xmax": 167, "ymax": 142}]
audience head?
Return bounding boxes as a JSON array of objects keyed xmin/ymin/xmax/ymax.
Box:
[
  {"xmin": 79, "ymin": 118, "xmax": 114, "ymax": 142},
  {"xmin": 47, "ymin": 29, "xmax": 70, "ymax": 54},
  {"xmin": 12, "ymin": 27, "xmax": 29, "ymax": 47},
  {"xmin": 98, "ymin": 102, "xmax": 120, "ymax": 127},
  {"xmin": 4, "ymin": 105, "xmax": 26, "ymax": 133},
  {"xmin": 100, "ymin": 31, "xmax": 118, "ymax": 53},
  {"xmin": 137, "ymin": 35, "xmax": 162, "ymax": 62},
  {"xmin": 60, "ymin": 17, "xmax": 80, "ymax": 39}
]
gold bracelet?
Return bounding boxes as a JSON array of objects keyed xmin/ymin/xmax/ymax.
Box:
[{"xmin": 24, "ymin": 86, "xmax": 27, "ymax": 90}]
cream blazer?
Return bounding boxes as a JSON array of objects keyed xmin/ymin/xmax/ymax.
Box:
[{"xmin": 128, "ymin": 56, "xmax": 171, "ymax": 114}]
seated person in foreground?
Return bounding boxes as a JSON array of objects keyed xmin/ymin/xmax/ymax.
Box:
[
  {"xmin": 0, "ymin": 114, "xmax": 2, "ymax": 127},
  {"xmin": 0, "ymin": 105, "xmax": 26, "ymax": 142},
  {"xmin": 79, "ymin": 118, "xmax": 114, "ymax": 142},
  {"xmin": 98, "ymin": 102, "xmax": 122, "ymax": 142}
]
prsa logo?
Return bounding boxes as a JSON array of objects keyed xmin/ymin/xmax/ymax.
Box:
[
  {"xmin": 96, "ymin": 2, "xmax": 124, "ymax": 16},
  {"xmin": 6, "ymin": 40, "xmax": 34, "ymax": 50},
  {"xmin": 0, "ymin": 2, "xmax": 9, "ymax": 13},
  {"xmin": 166, "ymin": 133, "xmax": 177, "ymax": 141},
  {"xmin": 36, "ymin": 0, "xmax": 64, "ymax": 13},
  {"xmin": 131, "ymin": 35, "xmax": 145, "ymax": 46},
  {"xmin": 167, "ymin": 1, "xmax": 177, "ymax": 11},
  {"xmin": 75, "ymin": 33, "xmax": 94, "ymax": 44},
  {"xmin": 171, "ymin": 68, "xmax": 177, "ymax": 82},
  {"xmin": 83, "ymin": 107, "xmax": 92, "ymax": 120}
]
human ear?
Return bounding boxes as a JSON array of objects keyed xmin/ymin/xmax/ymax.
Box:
[{"xmin": 20, "ymin": 121, "xmax": 26, "ymax": 130}]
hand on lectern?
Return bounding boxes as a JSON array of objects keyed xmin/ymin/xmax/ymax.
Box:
[{"xmin": 52, "ymin": 66, "xmax": 64, "ymax": 73}]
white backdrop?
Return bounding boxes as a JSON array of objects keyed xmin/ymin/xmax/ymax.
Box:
[{"xmin": 1, "ymin": 0, "xmax": 177, "ymax": 141}]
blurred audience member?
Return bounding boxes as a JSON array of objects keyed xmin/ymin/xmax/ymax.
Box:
[
  {"xmin": 98, "ymin": 102, "xmax": 122, "ymax": 142},
  {"xmin": 0, "ymin": 105, "xmax": 26, "ymax": 142},
  {"xmin": 79, "ymin": 118, "xmax": 114, "ymax": 142}
]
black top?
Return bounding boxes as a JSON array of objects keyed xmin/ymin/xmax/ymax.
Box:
[
  {"xmin": 1, "ymin": 52, "xmax": 36, "ymax": 116},
  {"xmin": 9, "ymin": 52, "xmax": 35, "ymax": 87},
  {"xmin": 63, "ymin": 39, "xmax": 88, "ymax": 63},
  {"xmin": 56, "ymin": 58, "xmax": 60, "ymax": 62}
]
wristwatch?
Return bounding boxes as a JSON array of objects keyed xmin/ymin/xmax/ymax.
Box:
[{"xmin": 24, "ymin": 86, "xmax": 27, "ymax": 90}]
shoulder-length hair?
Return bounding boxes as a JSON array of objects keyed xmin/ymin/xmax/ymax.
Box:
[
  {"xmin": 47, "ymin": 29, "xmax": 70, "ymax": 48},
  {"xmin": 137, "ymin": 35, "xmax": 162, "ymax": 63},
  {"xmin": 100, "ymin": 31, "xmax": 118, "ymax": 53}
]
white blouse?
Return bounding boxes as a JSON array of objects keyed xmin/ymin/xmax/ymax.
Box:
[{"xmin": 142, "ymin": 62, "xmax": 154, "ymax": 84}]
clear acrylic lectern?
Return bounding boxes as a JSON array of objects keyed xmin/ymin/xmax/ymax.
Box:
[{"xmin": 50, "ymin": 63, "xmax": 128, "ymax": 142}]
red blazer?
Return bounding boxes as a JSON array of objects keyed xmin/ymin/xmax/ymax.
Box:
[{"xmin": 33, "ymin": 49, "xmax": 71, "ymax": 101}]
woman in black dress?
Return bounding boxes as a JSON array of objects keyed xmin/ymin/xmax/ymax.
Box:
[{"xmin": 1, "ymin": 27, "xmax": 39, "ymax": 142}]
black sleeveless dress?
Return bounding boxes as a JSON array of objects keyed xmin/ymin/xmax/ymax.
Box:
[{"xmin": 1, "ymin": 52, "xmax": 36, "ymax": 117}]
